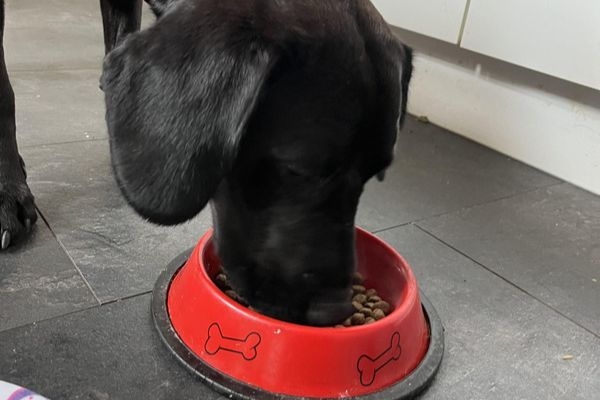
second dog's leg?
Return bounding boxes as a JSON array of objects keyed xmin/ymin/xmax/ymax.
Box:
[
  {"xmin": 100, "ymin": 0, "xmax": 143, "ymax": 54},
  {"xmin": 0, "ymin": 0, "xmax": 37, "ymax": 250},
  {"xmin": 145, "ymin": 0, "xmax": 180, "ymax": 18}
]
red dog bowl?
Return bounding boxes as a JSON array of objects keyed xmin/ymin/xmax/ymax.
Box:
[{"xmin": 153, "ymin": 228, "xmax": 443, "ymax": 399}]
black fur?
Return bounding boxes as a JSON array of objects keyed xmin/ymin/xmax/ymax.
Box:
[
  {"xmin": 0, "ymin": 0, "xmax": 146, "ymax": 249},
  {"xmin": 145, "ymin": 0, "xmax": 180, "ymax": 17},
  {"xmin": 0, "ymin": 0, "xmax": 38, "ymax": 248},
  {"xmin": 103, "ymin": 0, "xmax": 412, "ymax": 325},
  {"xmin": 99, "ymin": 0, "xmax": 143, "ymax": 54}
]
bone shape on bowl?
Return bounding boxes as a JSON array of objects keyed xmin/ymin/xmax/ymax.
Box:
[
  {"xmin": 357, "ymin": 332, "xmax": 402, "ymax": 386},
  {"xmin": 205, "ymin": 322, "xmax": 261, "ymax": 361}
]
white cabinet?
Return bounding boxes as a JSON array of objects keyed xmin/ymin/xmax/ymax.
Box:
[
  {"xmin": 370, "ymin": 0, "xmax": 469, "ymax": 44},
  {"xmin": 372, "ymin": 0, "xmax": 600, "ymax": 91},
  {"xmin": 370, "ymin": 0, "xmax": 600, "ymax": 194},
  {"xmin": 460, "ymin": 0, "xmax": 600, "ymax": 90}
]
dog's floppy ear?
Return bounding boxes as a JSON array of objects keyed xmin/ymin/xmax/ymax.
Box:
[
  {"xmin": 355, "ymin": 0, "xmax": 413, "ymax": 181},
  {"xmin": 101, "ymin": 4, "xmax": 277, "ymax": 225}
]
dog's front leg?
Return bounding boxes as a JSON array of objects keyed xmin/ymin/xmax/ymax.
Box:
[
  {"xmin": 0, "ymin": 1, "xmax": 37, "ymax": 250},
  {"xmin": 99, "ymin": 0, "xmax": 143, "ymax": 55}
]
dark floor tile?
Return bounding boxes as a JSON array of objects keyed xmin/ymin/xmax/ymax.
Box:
[
  {"xmin": 1, "ymin": 227, "xmax": 598, "ymax": 399},
  {"xmin": 377, "ymin": 225, "xmax": 600, "ymax": 399},
  {"xmin": 356, "ymin": 116, "xmax": 561, "ymax": 231},
  {"xmin": 0, "ymin": 222, "xmax": 97, "ymax": 332},
  {"xmin": 5, "ymin": 0, "xmax": 156, "ymax": 73},
  {"xmin": 418, "ymin": 183, "xmax": 600, "ymax": 336},
  {"xmin": 21, "ymin": 141, "xmax": 213, "ymax": 303},
  {"xmin": 0, "ymin": 294, "xmax": 223, "ymax": 400},
  {"xmin": 4, "ymin": 2, "xmax": 597, "ymax": 398},
  {"xmin": 5, "ymin": 0, "xmax": 104, "ymax": 71},
  {"xmin": 12, "ymin": 70, "xmax": 106, "ymax": 148}
]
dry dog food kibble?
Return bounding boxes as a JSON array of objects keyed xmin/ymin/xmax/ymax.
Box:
[
  {"xmin": 215, "ymin": 272, "xmax": 249, "ymax": 306},
  {"xmin": 335, "ymin": 272, "xmax": 393, "ymax": 327},
  {"xmin": 213, "ymin": 270, "xmax": 392, "ymax": 327}
]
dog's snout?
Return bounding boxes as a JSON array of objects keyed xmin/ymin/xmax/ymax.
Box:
[{"xmin": 305, "ymin": 288, "xmax": 353, "ymax": 327}]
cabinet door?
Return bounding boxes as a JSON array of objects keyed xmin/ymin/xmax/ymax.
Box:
[
  {"xmin": 461, "ymin": 0, "xmax": 600, "ymax": 90},
  {"xmin": 370, "ymin": 0, "xmax": 469, "ymax": 44}
]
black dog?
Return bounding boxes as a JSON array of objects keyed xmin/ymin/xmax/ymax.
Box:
[
  {"xmin": 0, "ymin": 0, "xmax": 159, "ymax": 249},
  {"xmin": 102, "ymin": 0, "xmax": 412, "ymax": 325},
  {"xmin": 2, "ymin": 0, "xmax": 412, "ymax": 326}
]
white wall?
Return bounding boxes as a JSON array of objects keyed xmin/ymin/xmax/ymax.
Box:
[
  {"xmin": 393, "ymin": 27, "xmax": 600, "ymax": 195},
  {"xmin": 370, "ymin": 0, "xmax": 468, "ymax": 44},
  {"xmin": 461, "ymin": 0, "xmax": 600, "ymax": 91}
]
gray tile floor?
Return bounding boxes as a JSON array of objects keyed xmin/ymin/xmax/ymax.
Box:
[{"xmin": 1, "ymin": 1, "xmax": 599, "ymax": 399}]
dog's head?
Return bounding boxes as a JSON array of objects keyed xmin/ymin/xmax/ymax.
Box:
[{"xmin": 102, "ymin": 0, "xmax": 412, "ymax": 326}]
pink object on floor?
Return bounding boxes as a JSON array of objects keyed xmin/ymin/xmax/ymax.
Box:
[{"xmin": 0, "ymin": 381, "xmax": 48, "ymax": 400}]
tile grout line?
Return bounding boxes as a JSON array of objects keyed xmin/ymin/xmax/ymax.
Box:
[
  {"xmin": 100, "ymin": 290, "xmax": 152, "ymax": 306},
  {"xmin": 373, "ymin": 181, "xmax": 565, "ymax": 235},
  {"xmin": 0, "ymin": 303, "xmax": 102, "ymax": 336},
  {"xmin": 8, "ymin": 66, "xmax": 102, "ymax": 74},
  {"xmin": 0, "ymin": 291, "xmax": 152, "ymax": 336},
  {"xmin": 36, "ymin": 207, "xmax": 102, "ymax": 305},
  {"xmin": 413, "ymin": 181, "xmax": 565, "ymax": 225},
  {"xmin": 20, "ymin": 137, "xmax": 108, "ymax": 150},
  {"xmin": 413, "ymin": 223, "xmax": 600, "ymax": 340},
  {"xmin": 372, "ymin": 221, "xmax": 412, "ymax": 234}
]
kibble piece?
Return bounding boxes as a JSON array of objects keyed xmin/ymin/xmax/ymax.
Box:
[
  {"xmin": 372, "ymin": 308, "xmax": 386, "ymax": 320},
  {"xmin": 373, "ymin": 301, "xmax": 391, "ymax": 314},
  {"xmin": 224, "ymin": 289, "xmax": 248, "ymax": 306},
  {"xmin": 360, "ymin": 307, "xmax": 375, "ymax": 318},
  {"xmin": 353, "ymin": 293, "xmax": 367, "ymax": 304},
  {"xmin": 213, "ymin": 267, "xmax": 393, "ymax": 328},
  {"xmin": 352, "ymin": 285, "xmax": 366, "ymax": 294},
  {"xmin": 225, "ymin": 289, "xmax": 239, "ymax": 300},
  {"xmin": 351, "ymin": 313, "xmax": 366, "ymax": 325},
  {"xmin": 215, "ymin": 273, "xmax": 229, "ymax": 288}
]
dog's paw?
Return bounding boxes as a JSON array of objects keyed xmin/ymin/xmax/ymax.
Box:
[{"xmin": 0, "ymin": 158, "xmax": 37, "ymax": 250}]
